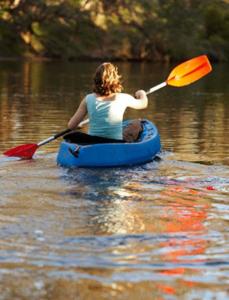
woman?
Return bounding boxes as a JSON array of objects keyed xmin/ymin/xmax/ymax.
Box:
[{"xmin": 67, "ymin": 62, "xmax": 148, "ymax": 143}]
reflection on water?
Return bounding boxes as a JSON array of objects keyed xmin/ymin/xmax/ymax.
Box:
[
  {"xmin": 0, "ymin": 157, "xmax": 229, "ymax": 299},
  {"xmin": 0, "ymin": 61, "xmax": 229, "ymax": 299},
  {"xmin": 0, "ymin": 61, "xmax": 228, "ymax": 164}
]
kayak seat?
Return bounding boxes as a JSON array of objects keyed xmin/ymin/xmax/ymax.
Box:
[
  {"xmin": 64, "ymin": 120, "xmax": 145, "ymax": 145},
  {"xmin": 63, "ymin": 131, "xmax": 125, "ymax": 145}
]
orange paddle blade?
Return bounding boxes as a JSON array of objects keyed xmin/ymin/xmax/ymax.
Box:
[
  {"xmin": 166, "ymin": 55, "xmax": 212, "ymax": 87},
  {"xmin": 3, "ymin": 143, "xmax": 38, "ymax": 159}
]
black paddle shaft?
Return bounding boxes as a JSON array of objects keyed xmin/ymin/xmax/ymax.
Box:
[
  {"xmin": 38, "ymin": 129, "xmax": 72, "ymax": 147},
  {"xmin": 54, "ymin": 128, "xmax": 72, "ymax": 139}
]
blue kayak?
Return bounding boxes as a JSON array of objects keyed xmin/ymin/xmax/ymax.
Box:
[{"xmin": 57, "ymin": 119, "xmax": 161, "ymax": 168}]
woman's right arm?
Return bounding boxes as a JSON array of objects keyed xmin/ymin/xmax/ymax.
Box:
[
  {"xmin": 68, "ymin": 98, "xmax": 88, "ymax": 130},
  {"xmin": 126, "ymin": 90, "xmax": 148, "ymax": 109}
]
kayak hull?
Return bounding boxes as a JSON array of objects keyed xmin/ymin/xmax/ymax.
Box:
[{"xmin": 57, "ymin": 119, "xmax": 161, "ymax": 168}]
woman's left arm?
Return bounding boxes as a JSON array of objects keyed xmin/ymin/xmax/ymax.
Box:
[{"xmin": 68, "ymin": 98, "xmax": 88, "ymax": 130}]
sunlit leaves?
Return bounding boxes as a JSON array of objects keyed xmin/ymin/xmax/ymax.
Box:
[{"xmin": 0, "ymin": 0, "xmax": 228, "ymax": 61}]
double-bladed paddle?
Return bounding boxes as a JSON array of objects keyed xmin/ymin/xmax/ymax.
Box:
[{"xmin": 3, "ymin": 54, "xmax": 212, "ymax": 159}]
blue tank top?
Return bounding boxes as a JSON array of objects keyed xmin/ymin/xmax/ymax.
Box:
[{"xmin": 86, "ymin": 93, "xmax": 125, "ymax": 140}]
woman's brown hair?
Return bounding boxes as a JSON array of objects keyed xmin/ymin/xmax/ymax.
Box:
[{"xmin": 93, "ymin": 62, "xmax": 123, "ymax": 96}]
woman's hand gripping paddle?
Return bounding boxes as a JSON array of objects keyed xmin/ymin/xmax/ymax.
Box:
[{"xmin": 3, "ymin": 55, "xmax": 212, "ymax": 159}]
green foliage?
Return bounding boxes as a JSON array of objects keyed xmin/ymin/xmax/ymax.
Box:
[
  {"xmin": 203, "ymin": 1, "xmax": 229, "ymax": 60},
  {"xmin": 0, "ymin": 0, "xmax": 228, "ymax": 61}
]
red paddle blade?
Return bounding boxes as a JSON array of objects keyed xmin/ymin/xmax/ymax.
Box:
[
  {"xmin": 3, "ymin": 143, "xmax": 38, "ymax": 159},
  {"xmin": 166, "ymin": 55, "xmax": 212, "ymax": 87}
]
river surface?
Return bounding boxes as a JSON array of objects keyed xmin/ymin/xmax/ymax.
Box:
[{"xmin": 0, "ymin": 60, "xmax": 228, "ymax": 299}]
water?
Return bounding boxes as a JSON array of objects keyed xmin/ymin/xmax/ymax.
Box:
[{"xmin": 0, "ymin": 61, "xmax": 228, "ymax": 299}]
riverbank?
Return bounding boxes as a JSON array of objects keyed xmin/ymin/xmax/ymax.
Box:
[{"xmin": 0, "ymin": 1, "xmax": 228, "ymax": 63}]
